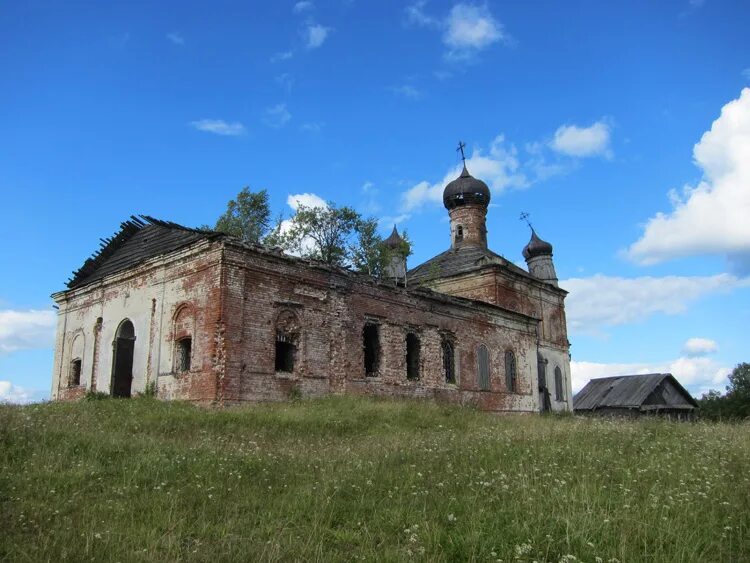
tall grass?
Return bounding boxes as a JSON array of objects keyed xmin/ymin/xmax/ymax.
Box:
[{"xmin": 1, "ymin": 396, "xmax": 748, "ymax": 562}]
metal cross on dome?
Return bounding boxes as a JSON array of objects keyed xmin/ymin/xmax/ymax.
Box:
[
  {"xmin": 519, "ymin": 211, "xmax": 534, "ymax": 229},
  {"xmin": 456, "ymin": 141, "xmax": 467, "ymax": 164}
]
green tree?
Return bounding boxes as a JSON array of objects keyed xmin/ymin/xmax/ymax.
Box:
[
  {"xmin": 214, "ymin": 187, "xmax": 271, "ymax": 244},
  {"xmin": 726, "ymin": 362, "xmax": 750, "ymax": 418},
  {"xmin": 698, "ymin": 362, "xmax": 750, "ymax": 419},
  {"xmin": 283, "ymin": 203, "xmax": 361, "ymax": 266},
  {"xmin": 350, "ymin": 218, "xmax": 386, "ymax": 277}
]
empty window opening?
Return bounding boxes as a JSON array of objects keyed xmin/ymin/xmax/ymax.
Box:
[
  {"xmin": 442, "ymin": 339, "xmax": 456, "ymax": 384},
  {"xmin": 177, "ymin": 338, "xmax": 192, "ymax": 372},
  {"xmin": 275, "ymin": 331, "xmax": 295, "ymax": 373},
  {"xmin": 69, "ymin": 359, "xmax": 82, "ymax": 387},
  {"xmin": 554, "ymin": 366, "xmax": 564, "ymax": 401},
  {"xmin": 505, "ymin": 350, "xmax": 517, "ymax": 393},
  {"xmin": 363, "ymin": 323, "xmax": 380, "ymax": 376},
  {"xmin": 406, "ymin": 333, "xmax": 420, "ymax": 380},
  {"xmin": 477, "ymin": 344, "xmax": 490, "ymax": 391},
  {"xmin": 455, "ymin": 225, "xmax": 464, "ymax": 242}
]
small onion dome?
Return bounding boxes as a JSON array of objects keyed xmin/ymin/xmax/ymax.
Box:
[
  {"xmin": 443, "ymin": 164, "xmax": 491, "ymax": 209},
  {"xmin": 522, "ymin": 229, "xmax": 553, "ymax": 260},
  {"xmin": 383, "ymin": 225, "xmax": 404, "ymax": 248}
]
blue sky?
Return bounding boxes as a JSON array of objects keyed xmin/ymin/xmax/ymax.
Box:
[{"xmin": 2, "ymin": 0, "xmax": 749, "ymax": 402}]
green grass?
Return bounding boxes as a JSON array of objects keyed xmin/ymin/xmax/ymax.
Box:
[{"xmin": 1, "ymin": 396, "xmax": 748, "ymax": 562}]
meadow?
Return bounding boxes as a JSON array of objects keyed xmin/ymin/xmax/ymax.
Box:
[{"xmin": 1, "ymin": 396, "xmax": 748, "ymax": 562}]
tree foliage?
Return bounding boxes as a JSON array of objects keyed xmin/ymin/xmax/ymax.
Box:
[
  {"xmin": 280, "ymin": 203, "xmax": 361, "ymax": 266},
  {"xmin": 214, "ymin": 187, "xmax": 271, "ymax": 244},
  {"xmin": 698, "ymin": 362, "xmax": 750, "ymax": 420}
]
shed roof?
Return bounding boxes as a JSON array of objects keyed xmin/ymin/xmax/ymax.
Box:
[
  {"xmin": 65, "ymin": 216, "xmax": 219, "ymax": 290},
  {"xmin": 573, "ymin": 373, "xmax": 698, "ymax": 411}
]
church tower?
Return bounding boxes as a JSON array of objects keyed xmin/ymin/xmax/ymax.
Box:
[
  {"xmin": 442, "ymin": 163, "xmax": 491, "ymax": 249},
  {"xmin": 523, "ymin": 229, "xmax": 558, "ymax": 287},
  {"xmin": 383, "ymin": 225, "xmax": 407, "ymax": 284}
]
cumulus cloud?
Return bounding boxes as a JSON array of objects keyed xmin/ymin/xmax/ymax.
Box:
[
  {"xmin": 562, "ymin": 273, "xmax": 750, "ymax": 336},
  {"xmin": 390, "ymin": 85, "xmax": 422, "ymax": 100},
  {"xmin": 305, "ymin": 24, "xmax": 330, "ymax": 49},
  {"xmin": 626, "ymin": 88, "xmax": 750, "ymax": 271},
  {"xmin": 190, "ymin": 119, "xmax": 246, "ymax": 136},
  {"xmin": 405, "ymin": 2, "xmax": 505, "ymax": 59},
  {"xmin": 444, "ymin": 3, "xmax": 504, "ymax": 56},
  {"xmin": 550, "ymin": 121, "xmax": 612, "ymax": 158},
  {"xmin": 682, "ymin": 337, "xmax": 719, "ymax": 357},
  {"xmin": 0, "ymin": 381, "xmax": 43, "ymax": 404},
  {"xmin": 0, "ymin": 309, "xmax": 56, "ymax": 355},
  {"xmin": 271, "ymin": 50, "xmax": 294, "ymax": 63},
  {"xmin": 166, "ymin": 32, "xmax": 184, "ymax": 45},
  {"xmin": 293, "ymin": 1, "xmax": 313, "ymax": 14},
  {"xmin": 287, "ymin": 192, "xmax": 327, "ymax": 211},
  {"xmin": 262, "ymin": 104, "xmax": 292, "ymax": 128}
]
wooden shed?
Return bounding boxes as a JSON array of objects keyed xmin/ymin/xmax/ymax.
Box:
[{"xmin": 573, "ymin": 373, "xmax": 698, "ymax": 419}]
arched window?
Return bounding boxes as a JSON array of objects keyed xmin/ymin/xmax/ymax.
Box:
[
  {"xmin": 504, "ymin": 350, "xmax": 517, "ymax": 392},
  {"xmin": 112, "ymin": 319, "xmax": 135, "ymax": 398},
  {"xmin": 455, "ymin": 225, "xmax": 464, "ymax": 243},
  {"xmin": 477, "ymin": 344, "xmax": 490, "ymax": 391},
  {"xmin": 69, "ymin": 332, "xmax": 84, "ymax": 387},
  {"xmin": 275, "ymin": 310, "xmax": 299, "ymax": 373},
  {"xmin": 554, "ymin": 366, "xmax": 564, "ymax": 401},
  {"xmin": 177, "ymin": 338, "xmax": 192, "ymax": 372},
  {"xmin": 442, "ymin": 338, "xmax": 456, "ymax": 384}
]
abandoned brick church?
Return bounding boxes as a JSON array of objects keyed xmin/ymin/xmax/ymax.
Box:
[{"xmin": 51, "ymin": 162, "xmax": 573, "ymax": 413}]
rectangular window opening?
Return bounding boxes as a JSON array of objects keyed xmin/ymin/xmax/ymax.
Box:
[
  {"xmin": 275, "ymin": 336, "xmax": 295, "ymax": 373},
  {"xmin": 69, "ymin": 359, "xmax": 82, "ymax": 387},
  {"xmin": 363, "ymin": 323, "xmax": 380, "ymax": 377},
  {"xmin": 442, "ymin": 340, "xmax": 455, "ymax": 384},
  {"xmin": 178, "ymin": 338, "xmax": 192, "ymax": 372},
  {"xmin": 406, "ymin": 333, "xmax": 420, "ymax": 381}
]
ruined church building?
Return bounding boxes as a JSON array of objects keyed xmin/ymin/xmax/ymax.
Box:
[{"xmin": 52, "ymin": 159, "xmax": 573, "ymax": 413}]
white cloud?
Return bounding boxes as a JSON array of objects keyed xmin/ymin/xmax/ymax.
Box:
[
  {"xmin": 166, "ymin": 32, "xmax": 184, "ymax": 45},
  {"xmin": 305, "ymin": 24, "xmax": 330, "ymax": 49},
  {"xmin": 271, "ymin": 50, "xmax": 294, "ymax": 63},
  {"xmin": 444, "ymin": 3, "xmax": 504, "ymax": 55},
  {"xmin": 406, "ymin": 2, "xmax": 505, "ymax": 59},
  {"xmin": 300, "ymin": 122, "xmax": 323, "ymax": 133},
  {"xmin": 571, "ymin": 357, "xmax": 730, "ymax": 397},
  {"xmin": 562, "ymin": 273, "xmax": 750, "ymax": 336},
  {"xmin": 390, "ymin": 85, "xmax": 422, "ymax": 100},
  {"xmin": 262, "ymin": 104, "xmax": 292, "ymax": 128},
  {"xmin": 406, "ymin": 1, "xmax": 439, "ymax": 27},
  {"xmin": 626, "ymin": 88, "xmax": 750, "ymax": 271},
  {"xmin": 0, "ymin": 309, "xmax": 56, "ymax": 355},
  {"xmin": 550, "ymin": 121, "xmax": 612, "ymax": 158},
  {"xmin": 400, "ymin": 135, "xmax": 528, "ymax": 212},
  {"xmin": 293, "ymin": 1, "xmax": 313, "ymax": 14},
  {"xmin": 682, "ymin": 337, "xmax": 718, "ymax": 357},
  {"xmin": 287, "ymin": 193, "xmax": 327, "ymax": 210},
  {"xmin": 0, "ymin": 381, "xmax": 42, "ymax": 404},
  {"xmin": 190, "ymin": 119, "xmax": 246, "ymax": 136}
]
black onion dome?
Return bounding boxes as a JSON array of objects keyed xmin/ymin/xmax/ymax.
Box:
[
  {"xmin": 443, "ymin": 165, "xmax": 491, "ymax": 209},
  {"xmin": 522, "ymin": 229, "xmax": 553, "ymax": 260},
  {"xmin": 383, "ymin": 225, "xmax": 404, "ymax": 248}
]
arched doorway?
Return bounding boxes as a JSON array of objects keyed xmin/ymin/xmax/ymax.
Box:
[{"xmin": 112, "ymin": 320, "xmax": 135, "ymax": 398}]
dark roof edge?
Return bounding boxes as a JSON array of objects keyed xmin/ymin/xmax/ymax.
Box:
[{"xmin": 64, "ymin": 215, "xmax": 222, "ymax": 290}]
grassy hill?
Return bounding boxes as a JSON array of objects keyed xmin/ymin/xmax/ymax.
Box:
[{"xmin": 1, "ymin": 396, "xmax": 748, "ymax": 562}]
